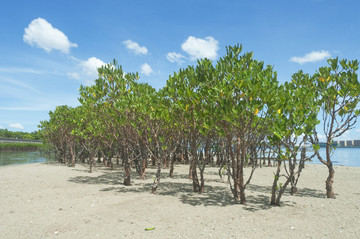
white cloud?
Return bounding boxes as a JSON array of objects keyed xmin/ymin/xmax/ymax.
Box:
[
  {"xmin": 123, "ymin": 40, "xmax": 148, "ymax": 55},
  {"xmin": 166, "ymin": 52, "xmax": 186, "ymax": 63},
  {"xmin": 0, "ymin": 125, "xmax": 4, "ymax": 129},
  {"xmin": 68, "ymin": 57, "xmax": 106, "ymax": 85},
  {"xmin": 141, "ymin": 63, "xmax": 153, "ymax": 76},
  {"xmin": 9, "ymin": 123, "xmax": 24, "ymax": 130},
  {"xmin": 80, "ymin": 57, "xmax": 106, "ymax": 78},
  {"xmin": 23, "ymin": 18, "xmax": 77, "ymax": 54},
  {"xmin": 290, "ymin": 50, "xmax": 331, "ymax": 64},
  {"xmin": 181, "ymin": 36, "xmax": 219, "ymax": 60}
]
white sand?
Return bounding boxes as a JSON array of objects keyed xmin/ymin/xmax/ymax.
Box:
[{"xmin": 0, "ymin": 162, "xmax": 359, "ymax": 239}]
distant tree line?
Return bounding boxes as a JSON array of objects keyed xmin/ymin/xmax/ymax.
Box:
[
  {"xmin": 0, "ymin": 129, "xmax": 42, "ymax": 140},
  {"xmin": 39, "ymin": 45, "xmax": 360, "ymax": 205},
  {"xmin": 0, "ymin": 143, "xmax": 43, "ymax": 151}
]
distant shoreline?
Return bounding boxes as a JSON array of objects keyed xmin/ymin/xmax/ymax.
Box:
[
  {"xmin": 0, "ymin": 142, "xmax": 44, "ymax": 152},
  {"xmin": 0, "ymin": 137, "xmax": 43, "ymax": 144}
]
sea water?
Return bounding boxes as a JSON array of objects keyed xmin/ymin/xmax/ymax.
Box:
[
  {"xmin": 0, "ymin": 148, "xmax": 359, "ymax": 167},
  {"xmin": 0, "ymin": 151, "xmax": 55, "ymax": 166},
  {"xmin": 306, "ymin": 147, "xmax": 360, "ymax": 167}
]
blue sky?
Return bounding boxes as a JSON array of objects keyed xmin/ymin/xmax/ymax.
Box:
[{"xmin": 1, "ymin": 0, "xmax": 360, "ymax": 140}]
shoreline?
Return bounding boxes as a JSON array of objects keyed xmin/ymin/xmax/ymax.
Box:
[
  {"xmin": 2, "ymin": 160, "xmax": 360, "ymax": 168},
  {"xmin": 0, "ymin": 162, "xmax": 359, "ymax": 238}
]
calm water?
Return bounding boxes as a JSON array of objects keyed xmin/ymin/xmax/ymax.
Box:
[
  {"xmin": 0, "ymin": 151, "xmax": 55, "ymax": 166},
  {"xmin": 306, "ymin": 147, "xmax": 360, "ymax": 167},
  {"xmin": 0, "ymin": 148, "xmax": 359, "ymax": 167}
]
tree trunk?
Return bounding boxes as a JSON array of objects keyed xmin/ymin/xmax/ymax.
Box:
[
  {"xmin": 116, "ymin": 154, "xmax": 120, "ymax": 165},
  {"xmin": 275, "ymin": 179, "xmax": 291, "ymax": 206},
  {"xmin": 233, "ymin": 178, "xmax": 241, "ymax": 202},
  {"xmin": 97, "ymin": 151, "xmax": 102, "ymax": 163},
  {"xmin": 89, "ymin": 152, "xmax": 94, "ymax": 173},
  {"xmin": 180, "ymin": 149, "xmax": 184, "ymax": 164},
  {"xmin": 123, "ymin": 160, "xmax": 131, "ymax": 186},
  {"xmin": 169, "ymin": 153, "xmax": 175, "ymax": 178},
  {"xmin": 227, "ymin": 134, "xmax": 241, "ymax": 202},
  {"xmin": 140, "ymin": 156, "xmax": 146, "ymax": 179},
  {"xmin": 184, "ymin": 147, "xmax": 189, "ymax": 164},
  {"xmin": 163, "ymin": 155, "xmax": 168, "ymax": 169},
  {"xmin": 289, "ymin": 158, "xmax": 297, "ymax": 195},
  {"xmin": 239, "ymin": 165, "xmax": 246, "ymax": 204},
  {"xmin": 188, "ymin": 162, "xmax": 193, "ymax": 179},
  {"xmin": 199, "ymin": 171, "xmax": 205, "ymax": 193},
  {"xmin": 192, "ymin": 158, "xmax": 200, "ymax": 192},
  {"xmin": 190, "ymin": 145, "xmax": 200, "ymax": 192},
  {"xmin": 270, "ymin": 159, "xmax": 293, "ymax": 206},
  {"xmin": 70, "ymin": 145, "xmax": 76, "ymax": 167},
  {"xmin": 216, "ymin": 151, "xmax": 221, "ymax": 166},
  {"xmin": 190, "ymin": 110, "xmax": 200, "ymax": 192},
  {"xmin": 291, "ymin": 146, "xmax": 307, "ymax": 195},
  {"xmin": 62, "ymin": 147, "xmax": 67, "ymax": 164},
  {"xmin": 290, "ymin": 178, "xmax": 298, "ymax": 195},
  {"xmin": 123, "ymin": 149, "xmax": 131, "ymax": 186},
  {"xmin": 151, "ymin": 155, "xmax": 156, "ymax": 166},
  {"xmin": 199, "ymin": 151, "xmax": 206, "ymax": 193},
  {"xmin": 152, "ymin": 156, "xmax": 162, "ymax": 193},
  {"xmin": 108, "ymin": 157, "xmax": 114, "ymax": 170},
  {"xmin": 325, "ymin": 140, "xmax": 336, "ymax": 198},
  {"xmin": 326, "ymin": 164, "xmax": 335, "ymax": 198},
  {"xmin": 236, "ymin": 139, "xmax": 246, "ymax": 205},
  {"xmin": 270, "ymin": 160, "xmax": 281, "ymax": 205}
]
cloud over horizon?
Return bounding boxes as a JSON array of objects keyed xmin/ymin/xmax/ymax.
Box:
[
  {"xmin": 9, "ymin": 123, "xmax": 24, "ymax": 130},
  {"xmin": 181, "ymin": 36, "xmax": 219, "ymax": 60},
  {"xmin": 290, "ymin": 50, "xmax": 331, "ymax": 64},
  {"xmin": 68, "ymin": 57, "xmax": 106, "ymax": 85},
  {"xmin": 23, "ymin": 18, "xmax": 78, "ymax": 54},
  {"xmin": 166, "ymin": 52, "xmax": 186, "ymax": 63},
  {"xmin": 123, "ymin": 40, "xmax": 148, "ymax": 55},
  {"xmin": 141, "ymin": 63, "xmax": 153, "ymax": 76}
]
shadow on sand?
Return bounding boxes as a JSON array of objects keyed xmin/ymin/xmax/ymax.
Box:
[{"xmin": 67, "ymin": 164, "xmax": 325, "ymax": 211}]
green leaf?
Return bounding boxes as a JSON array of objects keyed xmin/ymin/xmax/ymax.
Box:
[{"xmin": 312, "ymin": 144, "xmax": 320, "ymax": 151}]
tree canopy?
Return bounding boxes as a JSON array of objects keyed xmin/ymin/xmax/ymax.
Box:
[{"xmin": 39, "ymin": 45, "xmax": 360, "ymax": 204}]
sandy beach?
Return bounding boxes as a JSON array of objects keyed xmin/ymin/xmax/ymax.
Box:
[{"xmin": 0, "ymin": 162, "xmax": 359, "ymax": 239}]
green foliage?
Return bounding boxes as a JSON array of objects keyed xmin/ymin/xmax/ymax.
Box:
[
  {"xmin": 269, "ymin": 70, "xmax": 320, "ymax": 145},
  {"xmin": 315, "ymin": 58, "xmax": 360, "ymax": 116},
  {"xmin": 38, "ymin": 45, "xmax": 360, "ymax": 201},
  {"xmin": 214, "ymin": 45, "xmax": 278, "ymax": 138},
  {"xmin": 0, "ymin": 143, "xmax": 43, "ymax": 151},
  {"xmin": 312, "ymin": 144, "xmax": 321, "ymax": 151},
  {"xmin": 0, "ymin": 129, "xmax": 42, "ymax": 140},
  {"xmin": 308, "ymin": 57, "xmax": 360, "ymax": 168},
  {"xmin": 39, "ymin": 49, "xmax": 360, "ymax": 160}
]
